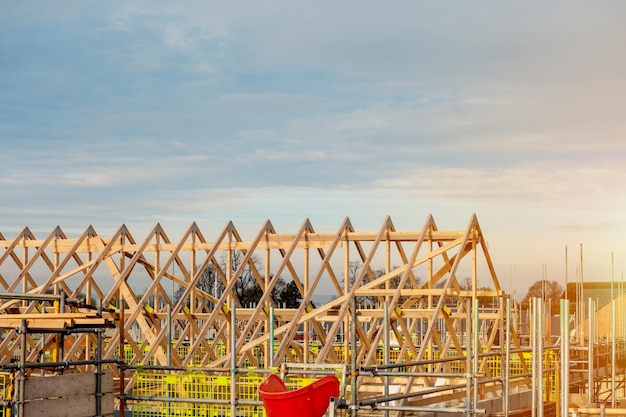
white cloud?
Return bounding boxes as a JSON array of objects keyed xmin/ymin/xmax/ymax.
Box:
[
  {"xmin": 377, "ymin": 166, "xmax": 626, "ymax": 206},
  {"xmin": 2, "ymin": 1, "xmax": 626, "ymax": 298},
  {"xmin": 164, "ymin": 25, "xmax": 191, "ymax": 49}
]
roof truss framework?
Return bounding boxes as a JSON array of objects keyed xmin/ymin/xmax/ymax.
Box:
[{"xmin": 0, "ymin": 214, "xmax": 520, "ymax": 397}]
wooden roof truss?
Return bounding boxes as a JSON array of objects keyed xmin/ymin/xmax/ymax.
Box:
[{"xmin": 0, "ymin": 214, "xmax": 521, "ymax": 398}]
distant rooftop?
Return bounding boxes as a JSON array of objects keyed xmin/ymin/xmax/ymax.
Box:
[{"xmin": 564, "ymin": 281, "xmax": 626, "ymax": 311}]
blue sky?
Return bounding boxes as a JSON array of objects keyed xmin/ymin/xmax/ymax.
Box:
[{"xmin": 1, "ymin": 2, "xmax": 626, "ymax": 297}]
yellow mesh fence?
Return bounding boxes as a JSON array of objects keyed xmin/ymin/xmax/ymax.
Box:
[
  {"xmin": 114, "ymin": 338, "xmax": 440, "ymax": 369},
  {"xmin": 130, "ymin": 369, "xmax": 318, "ymax": 417},
  {"xmin": 0, "ymin": 372, "xmax": 8, "ymax": 417},
  {"xmin": 128, "ymin": 347, "xmax": 559, "ymax": 416}
]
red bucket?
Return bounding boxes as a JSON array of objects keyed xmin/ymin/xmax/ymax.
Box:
[{"xmin": 258, "ymin": 374, "xmax": 340, "ymax": 417}]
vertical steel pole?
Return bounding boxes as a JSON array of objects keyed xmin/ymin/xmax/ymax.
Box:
[
  {"xmin": 230, "ymin": 298, "xmax": 237, "ymax": 417},
  {"xmin": 269, "ymin": 306, "xmax": 274, "ymax": 368},
  {"xmin": 59, "ymin": 291, "xmax": 66, "ymax": 361},
  {"xmin": 532, "ymin": 298, "xmax": 537, "ymax": 417},
  {"xmin": 560, "ymin": 300, "xmax": 565, "ymax": 417},
  {"xmin": 504, "ymin": 298, "xmax": 511, "ymax": 416},
  {"xmin": 383, "ymin": 301, "xmax": 390, "ymax": 417},
  {"xmin": 351, "ymin": 297, "xmax": 357, "ymax": 417},
  {"xmin": 53, "ymin": 296, "xmax": 60, "ymax": 363},
  {"xmin": 561, "ymin": 300, "xmax": 570, "ymax": 417},
  {"xmin": 576, "ymin": 264, "xmax": 580, "ymax": 345},
  {"xmin": 40, "ymin": 302, "xmax": 45, "ymax": 378},
  {"xmin": 564, "ymin": 299, "xmax": 570, "ymax": 415},
  {"xmin": 166, "ymin": 303, "xmax": 172, "ymax": 367},
  {"xmin": 119, "ymin": 292, "xmax": 125, "ymax": 417},
  {"xmin": 303, "ymin": 247, "xmax": 309, "ymax": 365},
  {"xmin": 96, "ymin": 300, "xmax": 103, "ymax": 417},
  {"xmin": 18, "ymin": 320, "xmax": 26, "ymax": 417},
  {"xmin": 473, "ymin": 298, "xmax": 479, "ymax": 414},
  {"xmin": 579, "ymin": 244, "xmax": 585, "ymax": 345},
  {"xmin": 588, "ymin": 298, "xmax": 594, "ymax": 404},
  {"xmin": 617, "ymin": 264, "xmax": 626, "ymax": 342},
  {"xmin": 538, "ymin": 299, "xmax": 544, "ymax": 417},
  {"xmin": 466, "ymin": 298, "xmax": 472, "ymax": 417},
  {"xmin": 612, "ymin": 300, "xmax": 616, "ymax": 409}
]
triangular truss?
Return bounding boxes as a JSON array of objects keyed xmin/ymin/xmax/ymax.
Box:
[{"xmin": 0, "ymin": 214, "xmax": 521, "ymax": 397}]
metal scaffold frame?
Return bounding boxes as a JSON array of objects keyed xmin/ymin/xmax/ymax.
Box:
[{"xmin": 0, "ymin": 214, "xmax": 533, "ymax": 415}]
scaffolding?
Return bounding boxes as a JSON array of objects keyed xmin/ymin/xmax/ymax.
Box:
[
  {"xmin": 0, "ymin": 292, "xmax": 116, "ymax": 417},
  {"xmin": 0, "ymin": 215, "xmax": 623, "ymax": 416}
]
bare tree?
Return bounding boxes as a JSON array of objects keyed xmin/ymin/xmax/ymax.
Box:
[
  {"xmin": 173, "ymin": 262, "xmax": 224, "ymax": 309},
  {"xmin": 275, "ymin": 280, "xmax": 302, "ymax": 308},
  {"xmin": 522, "ymin": 279, "xmax": 563, "ymax": 314},
  {"xmin": 171, "ymin": 251, "xmax": 309, "ymax": 309},
  {"xmin": 224, "ymin": 251, "xmax": 259, "ymax": 306},
  {"xmin": 347, "ymin": 261, "xmax": 384, "ymax": 306}
]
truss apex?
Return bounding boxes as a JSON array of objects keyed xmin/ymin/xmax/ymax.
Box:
[{"xmin": 383, "ymin": 215, "xmax": 393, "ymax": 228}]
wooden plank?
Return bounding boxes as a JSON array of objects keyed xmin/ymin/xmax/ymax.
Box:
[
  {"xmin": 0, "ymin": 320, "xmax": 69, "ymax": 329},
  {"xmin": 73, "ymin": 318, "xmax": 110, "ymax": 326},
  {"xmin": 5, "ymin": 230, "xmax": 466, "ymax": 252},
  {"xmin": 492, "ymin": 402, "xmax": 556, "ymax": 417},
  {"xmin": 102, "ymin": 372, "xmax": 114, "ymax": 393},
  {"xmin": 24, "ymin": 372, "xmax": 113, "ymax": 400},
  {"xmin": 23, "ymin": 393, "xmax": 114, "ymax": 417},
  {"xmin": 24, "ymin": 373, "xmax": 93, "ymax": 399},
  {"xmin": 0, "ymin": 313, "xmax": 100, "ymax": 320},
  {"xmin": 0, "ymin": 319, "xmax": 70, "ymax": 329},
  {"xmin": 102, "ymin": 392, "xmax": 116, "ymax": 416},
  {"xmin": 42, "ymin": 231, "xmax": 471, "ymax": 253},
  {"xmin": 0, "ymin": 313, "xmax": 112, "ymax": 330}
]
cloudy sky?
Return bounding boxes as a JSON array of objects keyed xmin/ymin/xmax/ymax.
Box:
[{"xmin": 1, "ymin": 1, "xmax": 625, "ymax": 297}]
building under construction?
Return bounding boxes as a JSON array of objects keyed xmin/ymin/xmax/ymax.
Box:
[{"xmin": 0, "ymin": 214, "xmax": 623, "ymax": 416}]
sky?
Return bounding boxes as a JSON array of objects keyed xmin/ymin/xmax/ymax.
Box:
[{"xmin": 1, "ymin": 1, "xmax": 625, "ymax": 299}]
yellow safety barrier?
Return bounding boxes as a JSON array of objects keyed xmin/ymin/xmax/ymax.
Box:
[
  {"xmin": 0, "ymin": 372, "xmax": 8, "ymax": 417},
  {"xmin": 130, "ymin": 369, "xmax": 318, "ymax": 417}
]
